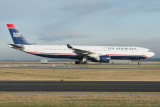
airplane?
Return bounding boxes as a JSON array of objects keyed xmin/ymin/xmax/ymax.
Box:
[{"xmin": 7, "ymin": 24, "xmax": 155, "ymax": 65}]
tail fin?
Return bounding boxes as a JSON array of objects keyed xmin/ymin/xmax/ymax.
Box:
[{"xmin": 7, "ymin": 24, "xmax": 30, "ymax": 45}]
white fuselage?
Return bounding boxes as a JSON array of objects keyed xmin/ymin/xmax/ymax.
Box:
[{"xmin": 22, "ymin": 45, "xmax": 155, "ymax": 60}]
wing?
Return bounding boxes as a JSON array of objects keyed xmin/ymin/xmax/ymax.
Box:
[
  {"xmin": 67, "ymin": 44, "xmax": 99, "ymax": 57},
  {"xmin": 67, "ymin": 44, "xmax": 111, "ymax": 63}
]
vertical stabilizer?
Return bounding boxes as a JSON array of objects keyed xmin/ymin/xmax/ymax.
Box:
[{"xmin": 7, "ymin": 24, "xmax": 30, "ymax": 45}]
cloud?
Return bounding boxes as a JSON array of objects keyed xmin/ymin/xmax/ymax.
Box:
[
  {"xmin": 1, "ymin": 0, "xmax": 160, "ymax": 23},
  {"xmin": 146, "ymin": 7, "xmax": 160, "ymax": 13},
  {"xmin": 109, "ymin": 10, "xmax": 133, "ymax": 15},
  {"xmin": 60, "ymin": 0, "xmax": 109, "ymax": 15},
  {"xmin": 106, "ymin": 0, "xmax": 160, "ymax": 15},
  {"xmin": 39, "ymin": 31, "xmax": 88, "ymax": 42},
  {"xmin": 0, "ymin": 1, "xmax": 35, "ymax": 21},
  {"xmin": 0, "ymin": 0, "xmax": 59, "ymax": 22}
]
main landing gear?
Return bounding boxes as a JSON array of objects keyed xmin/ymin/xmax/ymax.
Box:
[
  {"xmin": 75, "ymin": 56, "xmax": 87, "ymax": 64},
  {"xmin": 75, "ymin": 61, "xmax": 87, "ymax": 64},
  {"xmin": 138, "ymin": 60, "xmax": 142, "ymax": 65}
]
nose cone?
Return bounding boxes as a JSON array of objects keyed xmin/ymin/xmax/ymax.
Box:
[{"xmin": 148, "ymin": 52, "xmax": 155, "ymax": 58}]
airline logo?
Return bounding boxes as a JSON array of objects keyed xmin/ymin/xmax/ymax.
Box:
[{"xmin": 13, "ymin": 32, "xmax": 21, "ymax": 37}]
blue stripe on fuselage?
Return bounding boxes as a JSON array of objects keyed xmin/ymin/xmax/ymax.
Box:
[
  {"xmin": 30, "ymin": 53, "xmax": 147, "ymax": 60},
  {"xmin": 110, "ymin": 56, "xmax": 146, "ymax": 60}
]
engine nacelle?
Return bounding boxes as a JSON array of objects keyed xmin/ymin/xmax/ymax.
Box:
[
  {"xmin": 91, "ymin": 55, "xmax": 110, "ymax": 63},
  {"xmin": 99, "ymin": 55, "xmax": 110, "ymax": 63}
]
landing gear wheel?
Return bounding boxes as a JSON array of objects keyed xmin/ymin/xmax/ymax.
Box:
[
  {"xmin": 75, "ymin": 61, "xmax": 87, "ymax": 64},
  {"xmin": 82, "ymin": 61, "xmax": 87, "ymax": 64},
  {"xmin": 138, "ymin": 61, "xmax": 141, "ymax": 65},
  {"xmin": 75, "ymin": 61, "xmax": 79, "ymax": 64}
]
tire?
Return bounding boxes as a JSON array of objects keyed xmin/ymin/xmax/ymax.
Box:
[
  {"xmin": 82, "ymin": 61, "xmax": 87, "ymax": 64},
  {"xmin": 138, "ymin": 62, "xmax": 141, "ymax": 65},
  {"xmin": 75, "ymin": 61, "xmax": 79, "ymax": 64}
]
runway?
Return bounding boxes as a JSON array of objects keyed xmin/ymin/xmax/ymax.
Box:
[
  {"xmin": 0, "ymin": 81, "xmax": 160, "ymax": 92},
  {"xmin": 1, "ymin": 92, "xmax": 160, "ymax": 95}
]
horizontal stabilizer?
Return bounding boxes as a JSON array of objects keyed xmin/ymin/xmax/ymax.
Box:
[{"xmin": 8, "ymin": 44, "xmax": 24, "ymax": 50}]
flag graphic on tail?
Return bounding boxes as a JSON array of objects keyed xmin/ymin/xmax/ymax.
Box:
[{"xmin": 7, "ymin": 24, "xmax": 30, "ymax": 45}]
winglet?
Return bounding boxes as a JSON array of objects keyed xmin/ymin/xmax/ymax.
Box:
[{"xmin": 67, "ymin": 44, "xmax": 73, "ymax": 49}]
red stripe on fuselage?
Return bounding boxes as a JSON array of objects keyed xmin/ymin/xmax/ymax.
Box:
[
  {"xmin": 7, "ymin": 24, "xmax": 16, "ymax": 28},
  {"xmin": 27, "ymin": 52, "xmax": 148, "ymax": 58}
]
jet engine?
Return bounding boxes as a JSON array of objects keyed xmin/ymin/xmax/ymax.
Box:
[
  {"xmin": 91, "ymin": 55, "xmax": 110, "ymax": 63},
  {"xmin": 99, "ymin": 55, "xmax": 110, "ymax": 63}
]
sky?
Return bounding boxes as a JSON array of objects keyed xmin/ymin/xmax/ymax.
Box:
[{"xmin": 0, "ymin": 0, "xmax": 160, "ymax": 60}]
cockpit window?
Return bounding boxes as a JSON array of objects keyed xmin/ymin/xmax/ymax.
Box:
[{"xmin": 148, "ymin": 50, "xmax": 152, "ymax": 52}]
